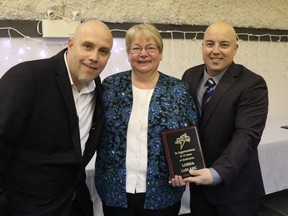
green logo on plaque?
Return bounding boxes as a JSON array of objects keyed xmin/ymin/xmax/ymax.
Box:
[{"xmin": 175, "ymin": 133, "xmax": 191, "ymax": 150}]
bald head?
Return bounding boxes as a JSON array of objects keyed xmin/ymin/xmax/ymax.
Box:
[
  {"xmin": 73, "ymin": 20, "xmax": 113, "ymax": 45},
  {"xmin": 204, "ymin": 21, "xmax": 237, "ymax": 44}
]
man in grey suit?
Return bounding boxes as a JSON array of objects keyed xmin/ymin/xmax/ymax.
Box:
[
  {"xmin": 0, "ymin": 20, "xmax": 113, "ymax": 216},
  {"xmin": 181, "ymin": 21, "xmax": 268, "ymax": 216}
]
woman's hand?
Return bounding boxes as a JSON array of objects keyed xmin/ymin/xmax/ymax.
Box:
[{"xmin": 169, "ymin": 175, "xmax": 188, "ymax": 187}]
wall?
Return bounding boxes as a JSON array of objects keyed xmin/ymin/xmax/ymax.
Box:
[{"xmin": 0, "ymin": 0, "xmax": 288, "ymax": 30}]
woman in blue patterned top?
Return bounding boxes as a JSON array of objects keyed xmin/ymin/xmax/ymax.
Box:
[{"xmin": 95, "ymin": 23, "xmax": 197, "ymax": 216}]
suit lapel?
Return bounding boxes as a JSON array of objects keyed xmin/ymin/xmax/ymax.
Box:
[
  {"xmin": 192, "ymin": 71, "xmax": 203, "ymax": 108},
  {"xmin": 188, "ymin": 67, "xmax": 203, "ymax": 119},
  {"xmin": 54, "ymin": 51, "xmax": 82, "ymax": 162}
]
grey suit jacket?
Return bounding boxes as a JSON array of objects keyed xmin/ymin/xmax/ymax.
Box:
[
  {"xmin": 0, "ymin": 49, "xmax": 104, "ymax": 215},
  {"xmin": 182, "ymin": 62, "xmax": 268, "ymax": 204}
]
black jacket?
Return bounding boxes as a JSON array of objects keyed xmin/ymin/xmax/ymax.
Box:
[{"xmin": 0, "ymin": 49, "xmax": 104, "ymax": 215}]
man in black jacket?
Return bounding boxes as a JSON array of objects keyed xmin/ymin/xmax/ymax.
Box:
[
  {"xmin": 0, "ymin": 19, "xmax": 113, "ymax": 216},
  {"xmin": 181, "ymin": 21, "xmax": 268, "ymax": 216}
]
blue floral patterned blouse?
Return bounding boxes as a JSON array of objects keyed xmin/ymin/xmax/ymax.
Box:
[{"xmin": 95, "ymin": 70, "xmax": 197, "ymax": 210}]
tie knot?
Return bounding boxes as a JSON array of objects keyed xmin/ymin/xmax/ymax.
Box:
[{"xmin": 205, "ymin": 78, "xmax": 216, "ymax": 88}]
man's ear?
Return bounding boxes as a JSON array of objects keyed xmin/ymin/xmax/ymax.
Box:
[{"xmin": 67, "ymin": 37, "xmax": 74, "ymax": 49}]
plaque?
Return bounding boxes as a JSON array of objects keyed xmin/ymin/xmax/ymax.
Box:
[{"xmin": 161, "ymin": 126, "xmax": 205, "ymax": 178}]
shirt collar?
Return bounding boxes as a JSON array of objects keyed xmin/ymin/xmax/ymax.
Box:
[{"xmin": 203, "ymin": 67, "xmax": 227, "ymax": 86}]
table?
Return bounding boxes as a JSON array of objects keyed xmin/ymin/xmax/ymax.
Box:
[
  {"xmin": 85, "ymin": 120, "xmax": 288, "ymax": 215},
  {"xmin": 258, "ymin": 120, "xmax": 288, "ymax": 195}
]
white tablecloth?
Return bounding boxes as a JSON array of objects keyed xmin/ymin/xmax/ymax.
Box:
[
  {"xmin": 258, "ymin": 120, "xmax": 288, "ymax": 194},
  {"xmin": 86, "ymin": 120, "xmax": 288, "ymax": 215}
]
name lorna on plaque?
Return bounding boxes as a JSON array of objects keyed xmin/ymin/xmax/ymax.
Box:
[{"xmin": 161, "ymin": 126, "xmax": 205, "ymax": 178}]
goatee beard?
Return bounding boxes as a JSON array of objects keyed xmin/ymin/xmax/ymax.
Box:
[{"xmin": 78, "ymin": 75, "xmax": 93, "ymax": 85}]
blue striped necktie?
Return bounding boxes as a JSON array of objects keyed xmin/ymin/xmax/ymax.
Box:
[{"xmin": 201, "ymin": 78, "xmax": 216, "ymax": 114}]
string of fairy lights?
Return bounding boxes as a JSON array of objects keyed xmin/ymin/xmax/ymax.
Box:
[{"xmin": 2, "ymin": 25, "xmax": 288, "ymax": 121}]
